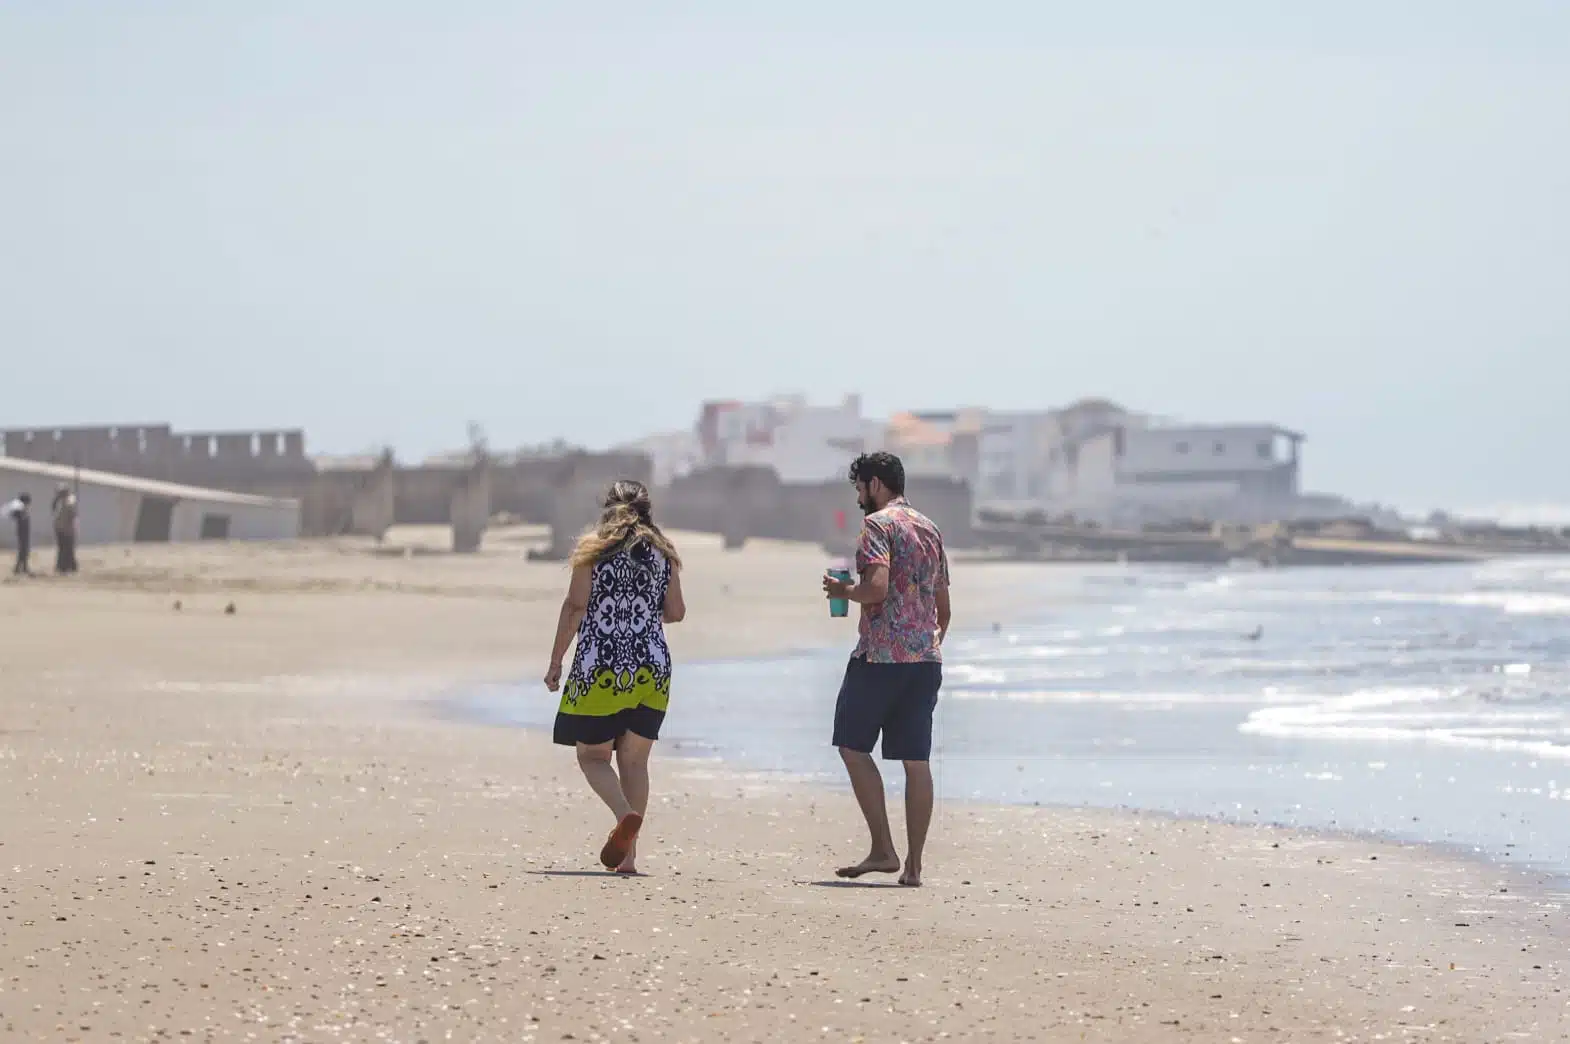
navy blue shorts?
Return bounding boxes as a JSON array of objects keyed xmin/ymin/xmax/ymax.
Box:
[{"xmin": 831, "ymin": 657, "xmax": 942, "ymax": 762}]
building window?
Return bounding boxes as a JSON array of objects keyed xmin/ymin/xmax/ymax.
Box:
[
  {"xmin": 1214, "ymin": 441, "xmax": 1225, "ymax": 455},
  {"xmin": 1176, "ymin": 441, "xmax": 1189, "ymax": 454},
  {"xmin": 1257, "ymin": 441, "xmax": 1272, "ymax": 460}
]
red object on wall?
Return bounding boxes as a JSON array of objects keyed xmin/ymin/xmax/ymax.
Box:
[{"xmin": 834, "ymin": 509, "xmax": 847, "ymax": 531}]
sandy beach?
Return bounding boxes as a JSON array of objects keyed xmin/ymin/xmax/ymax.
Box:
[{"xmin": 2, "ymin": 530, "xmax": 1565, "ymax": 1042}]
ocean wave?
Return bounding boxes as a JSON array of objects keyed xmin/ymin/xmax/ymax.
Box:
[
  {"xmin": 944, "ymin": 687, "xmax": 1292, "ymax": 706},
  {"xmin": 943, "ymin": 663, "xmax": 1110, "ymax": 687},
  {"xmin": 1364, "ymin": 589, "xmax": 1570, "ymax": 616},
  {"xmin": 1446, "ymin": 591, "xmax": 1570, "ymax": 616},
  {"xmin": 1239, "ymin": 687, "xmax": 1570, "ymax": 760}
]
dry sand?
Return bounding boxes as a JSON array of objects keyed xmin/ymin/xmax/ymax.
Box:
[{"xmin": 1, "ymin": 528, "xmax": 1565, "ymax": 1042}]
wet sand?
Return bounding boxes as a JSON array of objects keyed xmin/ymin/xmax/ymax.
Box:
[{"xmin": 1, "ymin": 529, "xmax": 1565, "ymax": 1041}]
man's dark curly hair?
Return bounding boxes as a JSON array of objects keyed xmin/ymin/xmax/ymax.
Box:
[{"xmin": 848, "ymin": 451, "xmax": 906, "ymax": 496}]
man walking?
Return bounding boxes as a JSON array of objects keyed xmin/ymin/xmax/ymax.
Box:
[
  {"xmin": 822, "ymin": 452, "xmax": 951, "ymax": 887},
  {"xmin": 5, "ymin": 493, "xmax": 33, "ymax": 576}
]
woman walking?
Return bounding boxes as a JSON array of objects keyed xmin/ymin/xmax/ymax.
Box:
[{"xmin": 545, "ymin": 479, "xmax": 685, "ymax": 874}]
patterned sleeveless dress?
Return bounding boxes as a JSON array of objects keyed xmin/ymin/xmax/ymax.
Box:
[{"xmin": 552, "ymin": 542, "xmax": 673, "ymax": 747}]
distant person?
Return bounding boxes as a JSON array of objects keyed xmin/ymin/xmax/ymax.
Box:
[
  {"xmin": 822, "ymin": 452, "xmax": 950, "ymax": 887},
  {"xmin": 544, "ymin": 479, "xmax": 686, "ymax": 874},
  {"xmin": 5, "ymin": 493, "xmax": 32, "ymax": 576},
  {"xmin": 52, "ymin": 484, "xmax": 79, "ymax": 575}
]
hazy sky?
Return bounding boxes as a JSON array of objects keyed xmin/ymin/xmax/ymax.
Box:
[{"xmin": 2, "ymin": 2, "xmax": 1566, "ymax": 512}]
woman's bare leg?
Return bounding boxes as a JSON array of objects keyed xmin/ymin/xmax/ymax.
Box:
[
  {"xmin": 614, "ymin": 732, "xmax": 655, "ymax": 872},
  {"xmin": 576, "ymin": 741, "xmax": 632, "ymax": 820}
]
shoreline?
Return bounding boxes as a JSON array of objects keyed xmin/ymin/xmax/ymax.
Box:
[
  {"xmin": 444, "ymin": 653, "xmax": 1570, "ymax": 901},
  {"xmin": 3, "ymin": 534, "xmax": 1568, "ymax": 1040}
]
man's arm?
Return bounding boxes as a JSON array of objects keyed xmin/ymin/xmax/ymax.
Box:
[
  {"xmin": 935, "ymin": 543, "xmax": 951, "ymax": 643},
  {"xmin": 936, "ymin": 582, "xmax": 951, "ymax": 645},
  {"xmin": 845, "ymin": 563, "xmax": 888, "ymax": 606},
  {"xmin": 843, "ymin": 516, "xmax": 891, "ymax": 605}
]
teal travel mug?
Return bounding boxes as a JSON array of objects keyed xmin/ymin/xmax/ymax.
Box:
[{"xmin": 828, "ymin": 563, "xmax": 852, "ymax": 618}]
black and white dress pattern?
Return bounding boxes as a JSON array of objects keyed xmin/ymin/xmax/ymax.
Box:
[{"xmin": 554, "ymin": 543, "xmax": 672, "ymax": 744}]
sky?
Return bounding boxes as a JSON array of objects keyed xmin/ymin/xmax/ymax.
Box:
[{"xmin": 1, "ymin": 1, "xmax": 1567, "ymax": 513}]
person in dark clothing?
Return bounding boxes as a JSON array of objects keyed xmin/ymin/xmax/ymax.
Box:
[
  {"xmin": 5, "ymin": 493, "xmax": 33, "ymax": 576},
  {"xmin": 52, "ymin": 484, "xmax": 79, "ymax": 574}
]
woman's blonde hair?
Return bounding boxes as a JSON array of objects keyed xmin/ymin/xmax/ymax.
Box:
[{"xmin": 569, "ymin": 479, "xmax": 682, "ymax": 570}]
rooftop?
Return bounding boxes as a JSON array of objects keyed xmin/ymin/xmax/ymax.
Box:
[
  {"xmin": 886, "ymin": 413, "xmax": 955, "ymax": 448},
  {"xmin": 1142, "ymin": 422, "xmax": 1306, "ymax": 441},
  {"xmin": 0, "ymin": 455, "xmax": 300, "ymax": 508}
]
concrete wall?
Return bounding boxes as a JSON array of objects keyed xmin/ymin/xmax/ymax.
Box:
[
  {"xmin": 490, "ymin": 452, "xmax": 653, "ymax": 528},
  {"xmin": 905, "ymin": 476, "xmax": 975, "ymax": 549},
  {"xmin": 450, "ymin": 463, "xmax": 491, "ymax": 553},
  {"xmin": 660, "ymin": 466, "xmax": 973, "ymax": 553},
  {"xmin": 661, "ymin": 466, "xmax": 785, "ymax": 550},
  {"xmin": 541, "ymin": 453, "xmax": 658, "ymax": 560},
  {"xmin": 1, "ymin": 425, "xmax": 313, "ymax": 490},
  {"xmin": 394, "ymin": 466, "xmax": 463, "ymax": 525},
  {"xmin": 296, "ymin": 461, "xmax": 395, "ymax": 539}
]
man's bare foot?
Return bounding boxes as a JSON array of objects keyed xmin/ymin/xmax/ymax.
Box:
[
  {"xmin": 899, "ymin": 862, "xmax": 922, "ymax": 887},
  {"xmin": 836, "ymin": 853, "xmax": 901, "ymax": 879}
]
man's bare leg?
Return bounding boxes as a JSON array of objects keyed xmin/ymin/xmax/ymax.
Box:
[
  {"xmin": 614, "ymin": 733, "xmax": 654, "ymax": 873},
  {"xmin": 900, "ymin": 760, "xmax": 934, "ymax": 886},
  {"xmin": 835, "ymin": 748, "xmax": 901, "ymax": 878}
]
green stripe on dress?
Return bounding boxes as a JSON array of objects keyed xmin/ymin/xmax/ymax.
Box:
[{"xmin": 559, "ymin": 666, "xmax": 671, "ymax": 717}]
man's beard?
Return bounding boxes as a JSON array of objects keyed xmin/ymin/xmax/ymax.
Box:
[{"xmin": 859, "ymin": 496, "xmax": 876, "ymax": 516}]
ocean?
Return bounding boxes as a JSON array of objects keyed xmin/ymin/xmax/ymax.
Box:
[{"xmin": 458, "ymin": 556, "xmax": 1570, "ymax": 880}]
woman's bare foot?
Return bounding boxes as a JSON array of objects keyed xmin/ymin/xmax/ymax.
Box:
[
  {"xmin": 835, "ymin": 851, "xmax": 901, "ymax": 879},
  {"xmin": 899, "ymin": 860, "xmax": 922, "ymax": 887},
  {"xmin": 615, "ymin": 840, "xmax": 638, "ymax": 875}
]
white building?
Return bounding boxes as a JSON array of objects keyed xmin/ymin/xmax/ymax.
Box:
[
  {"xmin": 615, "ymin": 430, "xmax": 703, "ymax": 487},
  {"xmin": 0, "ymin": 455, "xmax": 300, "ymax": 548},
  {"xmin": 978, "ymin": 411, "xmax": 1055, "ymax": 504},
  {"xmin": 696, "ymin": 394, "xmax": 868, "ymax": 483},
  {"xmin": 1057, "ymin": 423, "xmax": 1304, "ymax": 523},
  {"xmin": 972, "ymin": 400, "xmax": 1149, "ymax": 507},
  {"xmin": 884, "ymin": 413, "xmax": 958, "ymax": 479}
]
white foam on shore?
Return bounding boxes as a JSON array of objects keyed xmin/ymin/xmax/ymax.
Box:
[
  {"xmin": 1241, "ymin": 687, "xmax": 1570, "ymax": 761},
  {"xmin": 1368, "ymin": 589, "xmax": 1570, "ymax": 616},
  {"xmin": 944, "ymin": 687, "xmax": 1273, "ymax": 706}
]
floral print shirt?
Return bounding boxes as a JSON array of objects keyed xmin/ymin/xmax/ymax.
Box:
[{"xmin": 854, "ymin": 498, "xmax": 950, "ymax": 663}]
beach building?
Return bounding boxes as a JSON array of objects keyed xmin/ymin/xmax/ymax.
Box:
[
  {"xmin": 0, "ymin": 455, "xmax": 300, "ymax": 549},
  {"xmin": 615, "ymin": 430, "xmax": 704, "ymax": 487},
  {"xmin": 883, "ymin": 413, "xmax": 955, "ymax": 478},
  {"xmin": 695, "ymin": 394, "xmax": 868, "ymax": 483},
  {"xmin": 977, "ymin": 410, "xmax": 1058, "ymax": 504},
  {"xmin": 1056, "ymin": 422, "xmax": 1304, "ymax": 523},
  {"xmin": 965, "ymin": 399, "xmax": 1150, "ymax": 508}
]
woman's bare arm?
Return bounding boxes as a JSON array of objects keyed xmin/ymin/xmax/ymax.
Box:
[
  {"xmin": 549, "ymin": 564, "xmax": 593, "ymax": 669},
  {"xmin": 663, "ymin": 566, "xmax": 686, "ymax": 623}
]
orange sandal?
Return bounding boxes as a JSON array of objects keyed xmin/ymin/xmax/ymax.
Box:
[{"xmin": 599, "ymin": 812, "xmax": 643, "ymax": 869}]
